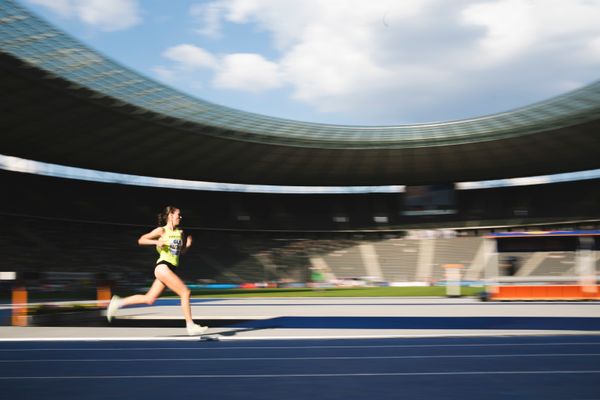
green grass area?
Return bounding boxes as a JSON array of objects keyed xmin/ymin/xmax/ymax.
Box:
[{"xmin": 185, "ymin": 286, "xmax": 484, "ymax": 298}]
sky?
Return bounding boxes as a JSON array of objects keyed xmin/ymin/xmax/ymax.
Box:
[{"xmin": 20, "ymin": 0, "xmax": 600, "ymax": 126}]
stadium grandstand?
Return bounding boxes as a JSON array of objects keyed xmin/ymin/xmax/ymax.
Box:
[{"xmin": 1, "ymin": 0, "xmax": 599, "ymax": 291}]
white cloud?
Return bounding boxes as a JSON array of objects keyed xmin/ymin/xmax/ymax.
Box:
[
  {"xmin": 462, "ymin": 0, "xmax": 600, "ymax": 66},
  {"xmin": 461, "ymin": 0, "xmax": 537, "ymax": 65},
  {"xmin": 213, "ymin": 53, "xmax": 283, "ymax": 92},
  {"xmin": 153, "ymin": 45, "xmax": 218, "ymax": 85},
  {"xmin": 162, "ymin": 44, "xmax": 218, "ymax": 70},
  {"xmin": 190, "ymin": 2, "xmax": 227, "ymax": 38},
  {"xmin": 583, "ymin": 36, "xmax": 600, "ymax": 63},
  {"xmin": 152, "ymin": 65, "xmax": 176, "ymax": 82},
  {"xmin": 28, "ymin": 0, "xmax": 142, "ymax": 31},
  {"xmin": 76, "ymin": 0, "xmax": 141, "ymax": 32},
  {"xmin": 156, "ymin": 46, "xmax": 282, "ymax": 93},
  {"xmin": 186, "ymin": 0, "xmax": 600, "ymax": 122}
]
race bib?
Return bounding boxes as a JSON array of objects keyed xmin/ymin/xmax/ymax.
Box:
[{"xmin": 169, "ymin": 238, "xmax": 182, "ymax": 256}]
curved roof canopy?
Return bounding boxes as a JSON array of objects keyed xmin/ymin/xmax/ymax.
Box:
[{"xmin": 1, "ymin": 0, "xmax": 600, "ymax": 186}]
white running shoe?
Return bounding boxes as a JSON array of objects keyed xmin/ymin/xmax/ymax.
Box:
[
  {"xmin": 106, "ymin": 295, "xmax": 122, "ymax": 322},
  {"xmin": 186, "ymin": 323, "xmax": 208, "ymax": 336}
]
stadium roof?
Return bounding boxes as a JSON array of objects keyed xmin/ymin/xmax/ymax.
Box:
[{"xmin": 1, "ymin": 0, "xmax": 600, "ymax": 186}]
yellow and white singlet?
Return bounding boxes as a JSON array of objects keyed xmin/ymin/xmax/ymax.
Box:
[{"xmin": 156, "ymin": 226, "xmax": 184, "ymax": 267}]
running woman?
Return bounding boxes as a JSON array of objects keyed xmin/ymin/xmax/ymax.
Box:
[{"xmin": 106, "ymin": 206, "xmax": 208, "ymax": 336}]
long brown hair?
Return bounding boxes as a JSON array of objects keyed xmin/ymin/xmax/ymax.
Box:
[{"xmin": 157, "ymin": 206, "xmax": 179, "ymax": 226}]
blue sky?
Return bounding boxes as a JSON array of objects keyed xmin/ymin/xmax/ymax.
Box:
[{"xmin": 21, "ymin": 0, "xmax": 600, "ymax": 125}]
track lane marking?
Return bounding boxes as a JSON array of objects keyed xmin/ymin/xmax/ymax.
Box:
[
  {"xmin": 2, "ymin": 353, "xmax": 600, "ymax": 362},
  {"xmin": 2, "ymin": 341, "xmax": 600, "ymax": 351},
  {"xmin": 2, "ymin": 370, "xmax": 600, "ymax": 379}
]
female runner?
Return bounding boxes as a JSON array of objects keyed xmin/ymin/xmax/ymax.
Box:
[{"xmin": 106, "ymin": 206, "xmax": 207, "ymax": 335}]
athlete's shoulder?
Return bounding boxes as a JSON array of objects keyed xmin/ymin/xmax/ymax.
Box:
[{"xmin": 153, "ymin": 226, "xmax": 166, "ymax": 235}]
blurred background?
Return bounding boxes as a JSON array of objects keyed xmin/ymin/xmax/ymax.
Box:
[{"xmin": 1, "ymin": 0, "xmax": 599, "ymax": 306}]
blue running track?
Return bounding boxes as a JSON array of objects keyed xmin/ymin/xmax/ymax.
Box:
[{"xmin": 1, "ymin": 335, "xmax": 600, "ymax": 400}]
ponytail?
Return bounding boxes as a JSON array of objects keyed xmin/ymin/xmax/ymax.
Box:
[{"xmin": 158, "ymin": 205, "xmax": 178, "ymax": 226}]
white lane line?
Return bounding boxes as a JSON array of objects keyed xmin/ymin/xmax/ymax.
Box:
[
  {"xmin": 2, "ymin": 341, "xmax": 600, "ymax": 351},
  {"xmin": 0, "ymin": 329, "xmax": 600, "ymax": 343},
  {"xmin": 1, "ymin": 353, "xmax": 600, "ymax": 362},
  {"xmin": 0, "ymin": 337, "xmax": 205, "ymax": 343},
  {"xmin": 220, "ymin": 333, "xmax": 600, "ymax": 341},
  {"xmin": 1, "ymin": 332, "xmax": 599, "ymax": 343},
  {"xmin": 1, "ymin": 370, "xmax": 600, "ymax": 379}
]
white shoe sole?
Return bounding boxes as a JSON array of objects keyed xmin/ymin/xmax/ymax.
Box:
[
  {"xmin": 186, "ymin": 325, "xmax": 208, "ymax": 336},
  {"xmin": 106, "ymin": 296, "xmax": 121, "ymax": 322}
]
